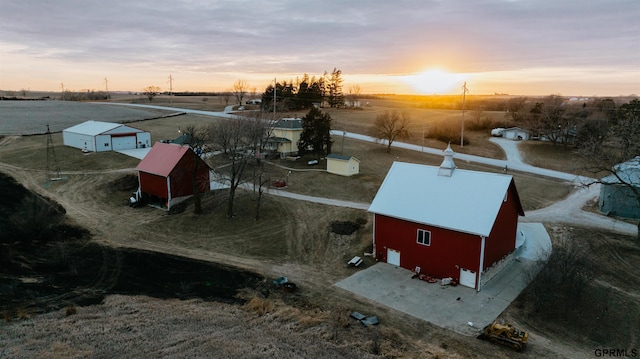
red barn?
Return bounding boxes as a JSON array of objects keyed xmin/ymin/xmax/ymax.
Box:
[
  {"xmin": 136, "ymin": 142, "xmax": 211, "ymax": 210},
  {"xmin": 368, "ymin": 146, "xmax": 524, "ymax": 291}
]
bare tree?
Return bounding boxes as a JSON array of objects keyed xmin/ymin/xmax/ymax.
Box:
[
  {"xmin": 142, "ymin": 86, "xmax": 162, "ymax": 102},
  {"xmin": 207, "ymin": 115, "xmax": 272, "ymax": 218},
  {"xmin": 522, "ymin": 95, "xmax": 584, "ymax": 149},
  {"xmin": 525, "ymin": 232, "xmax": 595, "ymax": 317},
  {"xmin": 371, "ymin": 110, "xmax": 411, "ymax": 153},
  {"xmin": 220, "ymin": 92, "xmax": 231, "ymax": 106},
  {"xmin": 182, "ymin": 125, "xmax": 209, "ymax": 215},
  {"xmin": 232, "ymin": 80, "xmax": 249, "ymax": 105},
  {"xmin": 505, "ymin": 96, "xmax": 527, "ymax": 126},
  {"xmin": 347, "ymin": 84, "xmax": 361, "ymax": 107},
  {"xmin": 247, "ymin": 112, "xmax": 278, "ymax": 220}
]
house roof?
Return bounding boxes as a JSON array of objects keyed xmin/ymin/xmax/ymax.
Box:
[
  {"xmin": 64, "ymin": 120, "xmax": 121, "ymax": 136},
  {"xmin": 503, "ymin": 127, "xmax": 529, "ymax": 133},
  {"xmin": 327, "ymin": 153, "xmax": 359, "ymax": 162},
  {"xmin": 136, "ymin": 142, "xmax": 190, "ymax": 177},
  {"xmin": 171, "ymin": 133, "xmax": 193, "ymax": 145},
  {"xmin": 266, "ymin": 136, "xmax": 291, "ymax": 143},
  {"xmin": 368, "ymin": 161, "xmax": 523, "ymax": 237},
  {"xmin": 275, "ymin": 118, "xmax": 302, "ymax": 129}
]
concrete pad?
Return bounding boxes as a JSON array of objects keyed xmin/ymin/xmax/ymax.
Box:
[
  {"xmin": 117, "ymin": 148, "xmax": 151, "ymax": 160},
  {"xmin": 336, "ymin": 260, "xmax": 536, "ymax": 336},
  {"xmin": 335, "ymin": 223, "xmax": 551, "ymax": 336},
  {"xmin": 517, "ymin": 222, "xmax": 552, "ymax": 261}
]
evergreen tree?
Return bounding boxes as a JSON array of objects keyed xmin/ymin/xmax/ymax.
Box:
[
  {"xmin": 298, "ymin": 107, "xmax": 333, "ymax": 159},
  {"xmin": 327, "ymin": 68, "xmax": 344, "ymax": 108}
]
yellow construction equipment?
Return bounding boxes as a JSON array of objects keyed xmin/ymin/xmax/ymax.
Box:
[{"xmin": 477, "ymin": 320, "xmax": 529, "ymax": 352}]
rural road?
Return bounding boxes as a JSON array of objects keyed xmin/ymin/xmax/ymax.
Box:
[{"xmin": 99, "ymin": 103, "xmax": 638, "ymax": 237}]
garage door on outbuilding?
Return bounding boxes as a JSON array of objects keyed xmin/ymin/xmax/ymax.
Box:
[{"xmin": 63, "ymin": 120, "xmax": 151, "ymax": 152}]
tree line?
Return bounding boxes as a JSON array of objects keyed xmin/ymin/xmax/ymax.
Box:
[{"xmin": 260, "ymin": 68, "xmax": 345, "ymax": 111}]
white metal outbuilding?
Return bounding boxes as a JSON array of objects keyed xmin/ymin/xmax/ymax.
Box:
[
  {"xmin": 501, "ymin": 127, "xmax": 530, "ymax": 141},
  {"xmin": 63, "ymin": 120, "xmax": 151, "ymax": 152}
]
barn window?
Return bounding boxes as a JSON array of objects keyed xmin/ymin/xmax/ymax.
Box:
[{"xmin": 417, "ymin": 229, "xmax": 431, "ymax": 246}]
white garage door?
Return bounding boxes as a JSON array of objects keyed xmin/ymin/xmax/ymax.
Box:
[
  {"xmin": 387, "ymin": 248, "xmax": 400, "ymax": 267},
  {"xmin": 112, "ymin": 136, "xmax": 136, "ymax": 150},
  {"xmin": 459, "ymin": 268, "xmax": 477, "ymax": 289}
]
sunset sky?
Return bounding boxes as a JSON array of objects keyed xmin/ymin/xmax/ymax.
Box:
[{"xmin": 1, "ymin": 0, "xmax": 638, "ymax": 96}]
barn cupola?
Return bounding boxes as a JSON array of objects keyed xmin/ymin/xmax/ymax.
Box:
[{"xmin": 438, "ymin": 143, "xmax": 456, "ymax": 177}]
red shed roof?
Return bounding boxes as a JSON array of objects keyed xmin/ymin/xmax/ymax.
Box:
[{"xmin": 136, "ymin": 142, "xmax": 190, "ymax": 177}]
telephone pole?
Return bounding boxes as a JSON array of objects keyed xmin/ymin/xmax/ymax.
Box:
[
  {"xmin": 461, "ymin": 82, "xmax": 468, "ymax": 148},
  {"xmin": 45, "ymin": 124, "xmax": 62, "ymax": 181},
  {"xmin": 168, "ymin": 74, "xmax": 174, "ymax": 104},
  {"xmin": 273, "ymin": 77, "xmax": 277, "ymax": 114},
  {"xmin": 61, "ymin": 83, "xmax": 65, "ymax": 101},
  {"xmin": 104, "ymin": 77, "xmax": 109, "ymax": 98}
]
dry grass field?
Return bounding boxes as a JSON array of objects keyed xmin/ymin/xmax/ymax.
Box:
[{"xmin": 1, "ymin": 96, "xmax": 636, "ymax": 358}]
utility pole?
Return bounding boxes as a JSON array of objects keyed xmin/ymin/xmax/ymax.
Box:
[
  {"xmin": 168, "ymin": 74, "xmax": 174, "ymax": 105},
  {"xmin": 461, "ymin": 82, "xmax": 468, "ymax": 148},
  {"xmin": 45, "ymin": 124, "xmax": 62, "ymax": 181},
  {"xmin": 273, "ymin": 77, "xmax": 277, "ymax": 114},
  {"xmin": 104, "ymin": 77, "xmax": 109, "ymax": 99},
  {"xmin": 422, "ymin": 123, "xmax": 425, "ymax": 153},
  {"xmin": 60, "ymin": 83, "xmax": 65, "ymax": 101}
]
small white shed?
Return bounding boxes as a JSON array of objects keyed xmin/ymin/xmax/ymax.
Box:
[
  {"xmin": 502, "ymin": 127, "xmax": 530, "ymax": 141},
  {"xmin": 326, "ymin": 154, "xmax": 360, "ymax": 176},
  {"xmin": 63, "ymin": 120, "xmax": 151, "ymax": 152}
]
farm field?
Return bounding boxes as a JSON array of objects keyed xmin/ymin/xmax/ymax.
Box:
[{"xmin": 1, "ymin": 96, "xmax": 637, "ymax": 358}]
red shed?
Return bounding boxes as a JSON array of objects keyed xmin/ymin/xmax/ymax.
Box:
[
  {"xmin": 368, "ymin": 145, "xmax": 524, "ymax": 291},
  {"xmin": 136, "ymin": 142, "xmax": 211, "ymax": 210}
]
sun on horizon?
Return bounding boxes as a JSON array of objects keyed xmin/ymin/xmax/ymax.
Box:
[{"xmin": 400, "ymin": 69, "xmax": 468, "ymax": 95}]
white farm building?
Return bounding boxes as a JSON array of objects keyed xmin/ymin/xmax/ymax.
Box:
[{"xmin": 63, "ymin": 121, "xmax": 151, "ymax": 152}]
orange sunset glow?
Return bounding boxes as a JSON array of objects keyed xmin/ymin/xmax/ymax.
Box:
[{"xmin": 0, "ymin": 2, "xmax": 637, "ymax": 96}]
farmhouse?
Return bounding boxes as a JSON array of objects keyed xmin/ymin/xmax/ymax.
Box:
[
  {"xmin": 368, "ymin": 145, "xmax": 525, "ymax": 291},
  {"xmin": 265, "ymin": 118, "xmax": 303, "ymax": 157},
  {"xmin": 599, "ymin": 156, "xmax": 640, "ymax": 219},
  {"xmin": 136, "ymin": 142, "xmax": 211, "ymax": 210},
  {"xmin": 326, "ymin": 154, "xmax": 360, "ymax": 176},
  {"xmin": 63, "ymin": 120, "xmax": 151, "ymax": 152}
]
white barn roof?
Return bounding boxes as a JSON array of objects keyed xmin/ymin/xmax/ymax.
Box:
[
  {"xmin": 368, "ymin": 161, "xmax": 519, "ymax": 237},
  {"xmin": 63, "ymin": 120, "xmax": 143, "ymax": 136}
]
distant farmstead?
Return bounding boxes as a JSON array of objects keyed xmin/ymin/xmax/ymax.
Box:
[
  {"xmin": 599, "ymin": 156, "xmax": 640, "ymax": 219},
  {"xmin": 368, "ymin": 145, "xmax": 525, "ymax": 291},
  {"xmin": 136, "ymin": 142, "xmax": 211, "ymax": 210},
  {"xmin": 62, "ymin": 120, "xmax": 151, "ymax": 152}
]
